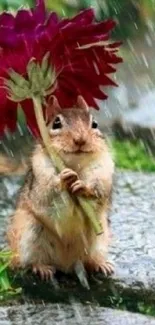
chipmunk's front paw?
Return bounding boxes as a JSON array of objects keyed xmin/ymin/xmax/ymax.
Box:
[
  {"xmin": 85, "ymin": 256, "xmax": 114, "ymax": 277},
  {"xmin": 60, "ymin": 168, "xmax": 78, "ymax": 188},
  {"xmin": 32, "ymin": 264, "xmax": 55, "ymax": 281},
  {"xmin": 71, "ymin": 180, "xmax": 91, "ymax": 196}
]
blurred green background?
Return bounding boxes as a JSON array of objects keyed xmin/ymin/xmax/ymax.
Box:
[{"xmin": 1, "ymin": 0, "xmax": 155, "ymax": 40}]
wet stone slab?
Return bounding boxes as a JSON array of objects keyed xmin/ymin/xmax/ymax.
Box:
[
  {"xmin": 1, "ymin": 304, "xmax": 155, "ymax": 325},
  {"xmin": 110, "ymin": 171, "xmax": 155, "ymax": 291},
  {"xmin": 0, "ymin": 171, "xmax": 155, "ymax": 304}
]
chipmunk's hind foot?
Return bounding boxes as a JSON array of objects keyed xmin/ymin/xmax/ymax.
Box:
[
  {"xmin": 32, "ymin": 264, "xmax": 55, "ymax": 281},
  {"xmin": 85, "ymin": 255, "xmax": 114, "ymax": 277},
  {"xmin": 98, "ymin": 260, "xmax": 114, "ymax": 276}
]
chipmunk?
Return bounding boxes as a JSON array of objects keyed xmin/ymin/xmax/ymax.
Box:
[{"xmin": 7, "ymin": 96, "xmax": 114, "ymax": 280}]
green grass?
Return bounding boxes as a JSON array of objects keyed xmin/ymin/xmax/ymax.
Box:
[
  {"xmin": 0, "ymin": 250, "xmax": 22, "ymax": 300},
  {"xmin": 107, "ymin": 294, "xmax": 155, "ymax": 317},
  {"xmin": 111, "ymin": 139, "xmax": 155, "ymax": 172}
]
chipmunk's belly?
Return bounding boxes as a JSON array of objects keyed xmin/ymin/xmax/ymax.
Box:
[
  {"xmin": 45, "ymin": 191, "xmax": 97, "ymax": 270},
  {"xmin": 48, "ymin": 200, "xmax": 95, "ymax": 271},
  {"xmin": 52, "ymin": 201, "xmax": 87, "ymax": 238},
  {"xmin": 48, "ymin": 190, "xmax": 86, "ymax": 232},
  {"xmin": 52, "ymin": 225, "xmax": 95, "ymax": 272}
]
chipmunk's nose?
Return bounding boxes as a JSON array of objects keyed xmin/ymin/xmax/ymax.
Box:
[{"xmin": 73, "ymin": 135, "xmax": 86, "ymax": 147}]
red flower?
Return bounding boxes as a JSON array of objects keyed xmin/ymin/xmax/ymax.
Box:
[{"xmin": 0, "ymin": 0, "xmax": 122, "ymax": 136}]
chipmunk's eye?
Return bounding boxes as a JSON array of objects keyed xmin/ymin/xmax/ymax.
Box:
[
  {"xmin": 91, "ymin": 120, "xmax": 98, "ymax": 129},
  {"xmin": 52, "ymin": 116, "xmax": 62, "ymax": 129}
]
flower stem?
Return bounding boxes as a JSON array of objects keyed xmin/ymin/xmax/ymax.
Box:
[
  {"xmin": 32, "ymin": 96, "xmax": 65, "ymax": 170},
  {"xmin": 32, "ymin": 96, "xmax": 103, "ymax": 235},
  {"xmin": 78, "ymin": 197, "xmax": 103, "ymax": 235}
]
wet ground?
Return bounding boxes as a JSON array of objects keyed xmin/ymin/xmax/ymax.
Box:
[
  {"xmin": 1, "ymin": 170, "xmax": 155, "ymax": 292},
  {"xmin": 1, "ymin": 304, "xmax": 155, "ymax": 325}
]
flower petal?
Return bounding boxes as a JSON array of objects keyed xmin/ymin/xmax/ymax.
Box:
[
  {"xmin": 32, "ymin": 0, "xmax": 46, "ymax": 24},
  {"xmin": 71, "ymin": 8, "xmax": 94, "ymax": 23},
  {"xmin": 0, "ymin": 13, "xmax": 15, "ymax": 28},
  {"xmin": 0, "ymin": 27, "xmax": 18, "ymax": 47},
  {"xmin": 0, "ymin": 3, "xmax": 122, "ymax": 137},
  {"xmin": 15, "ymin": 10, "xmax": 35, "ymax": 32}
]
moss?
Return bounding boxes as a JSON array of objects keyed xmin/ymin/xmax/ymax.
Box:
[{"xmin": 111, "ymin": 139, "xmax": 155, "ymax": 172}]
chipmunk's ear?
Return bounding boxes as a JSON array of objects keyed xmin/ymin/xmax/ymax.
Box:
[
  {"xmin": 46, "ymin": 96, "xmax": 61, "ymax": 123},
  {"xmin": 77, "ymin": 95, "xmax": 89, "ymax": 112},
  {"xmin": 49, "ymin": 95, "xmax": 61, "ymax": 111}
]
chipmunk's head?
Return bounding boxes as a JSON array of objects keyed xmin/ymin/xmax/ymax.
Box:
[{"xmin": 47, "ymin": 96, "xmax": 104, "ymax": 156}]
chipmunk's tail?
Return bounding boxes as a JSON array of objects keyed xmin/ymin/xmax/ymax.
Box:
[{"xmin": 0, "ymin": 154, "xmax": 28, "ymax": 176}]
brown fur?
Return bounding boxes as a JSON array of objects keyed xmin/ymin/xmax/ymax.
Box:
[{"xmin": 7, "ymin": 103, "xmax": 114, "ymax": 276}]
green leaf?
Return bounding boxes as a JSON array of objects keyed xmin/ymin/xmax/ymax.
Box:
[
  {"xmin": 41, "ymin": 52, "xmax": 50, "ymax": 77},
  {"xmin": 0, "ymin": 251, "xmax": 22, "ymax": 296},
  {"xmin": 33, "ymin": 64, "xmax": 44, "ymax": 90},
  {"xmin": 0, "ymin": 260, "xmax": 12, "ymax": 275},
  {"xmin": 7, "ymin": 95, "xmax": 24, "ymax": 102},
  {"xmin": 4, "ymin": 79, "xmax": 16, "ymax": 90},
  {"xmin": 27, "ymin": 59, "xmax": 37, "ymax": 85},
  {"xmin": 44, "ymin": 66, "xmax": 56, "ymax": 90},
  {"xmin": 11, "ymin": 86, "xmax": 30, "ymax": 99},
  {"xmin": 5, "ymin": 79, "xmax": 29, "ymax": 100},
  {"xmin": 5, "ymin": 56, "xmax": 57, "ymax": 103},
  {"xmin": 0, "ymin": 268, "xmax": 22, "ymax": 295},
  {"xmin": 0, "ymin": 250, "xmax": 13, "ymax": 259},
  {"xmin": 0, "ymin": 270, "xmax": 11, "ymax": 291},
  {"xmin": 9, "ymin": 70, "xmax": 30, "ymax": 90}
]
